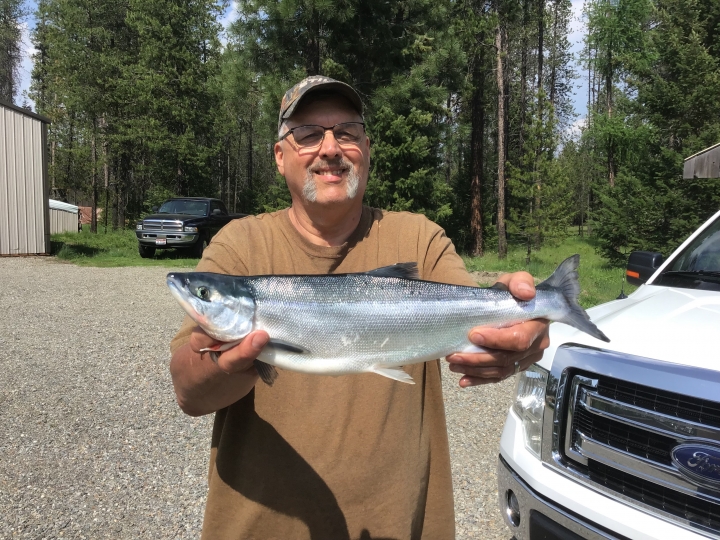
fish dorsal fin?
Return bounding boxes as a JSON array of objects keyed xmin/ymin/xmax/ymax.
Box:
[
  {"xmin": 489, "ymin": 282, "xmax": 510, "ymax": 292},
  {"xmin": 364, "ymin": 262, "xmax": 419, "ymax": 280}
]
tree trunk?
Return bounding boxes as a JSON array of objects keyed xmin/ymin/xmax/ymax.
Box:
[
  {"xmin": 534, "ymin": 0, "xmax": 545, "ymax": 250},
  {"xmin": 519, "ymin": 0, "xmax": 529, "ymax": 151},
  {"xmin": 469, "ymin": 38, "xmax": 485, "ymax": 257},
  {"xmin": 90, "ymin": 119, "xmax": 98, "ymax": 234},
  {"xmin": 549, "ymin": 0, "xmax": 559, "ymax": 107},
  {"xmin": 537, "ymin": 0, "xmax": 544, "ymax": 94},
  {"xmin": 496, "ymin": 22, "xmax": 507, "ymax": 260},
  {"xmin": 607, "ymin": 48, "xmax": 615, "ymax": 187},
  {"xmin": 306, "ymin": 10, "xmax": 321, "ymax": 75}
]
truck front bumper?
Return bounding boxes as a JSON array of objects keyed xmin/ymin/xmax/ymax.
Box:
[
  {"xmin": 136, "ymin": 231, "xmax": 198, "ymax": 248},
  {"xmin": 498, "ymin": 408, "xmax": 705, "ymax": 540},
  {"xmin": 498, "ymin": 455, "xmax": 622, "ymax": 540}
]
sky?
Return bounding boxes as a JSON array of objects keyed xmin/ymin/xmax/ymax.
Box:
[{"xmin": 17, "ymin": 0, "xmax": 588, "ymax": 134}]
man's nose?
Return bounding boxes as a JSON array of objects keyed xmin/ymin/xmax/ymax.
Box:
[{"xmin": 318, "ymin": 129, "xmax": 342, "ymax": 159}]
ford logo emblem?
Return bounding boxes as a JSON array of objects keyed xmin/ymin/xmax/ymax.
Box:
[{"xmin": 671, "ymin": 442, "xmax": 720, "ymax": 490}]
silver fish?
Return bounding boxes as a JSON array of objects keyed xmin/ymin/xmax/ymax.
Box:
[{"xmin": 166, "ymin": 254, "xmax": 609, "ymax": 385}]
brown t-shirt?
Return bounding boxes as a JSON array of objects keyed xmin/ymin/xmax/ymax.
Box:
[{"xmin": 170, "ymin": 206, "xmax": 476, "ymax": 540}]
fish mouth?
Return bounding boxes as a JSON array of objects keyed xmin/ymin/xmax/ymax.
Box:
[{"xmin": 166, "ymin": 274, "xmax": 209, "ymax": 326}]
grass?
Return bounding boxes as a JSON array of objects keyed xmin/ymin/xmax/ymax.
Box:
[
  {"xmin": 462, "ymin": 235, "xmax": 636, "ymax": 308},
  {"xmin": 51, "ymin": 226, "xmax": 200, "ymax": 268},
  {"xmin": 51, "ymin": 227, "xmax": 632, "ymax": 307}
]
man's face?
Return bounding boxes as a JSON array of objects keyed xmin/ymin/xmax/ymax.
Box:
[{"xmin": 274, "ymin": 95, "xmax": 370, "ymax": 207}]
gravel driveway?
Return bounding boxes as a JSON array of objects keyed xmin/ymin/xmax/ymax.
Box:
[{"xmin": 0, "ymin": 257, "xmax": 514, "ymax": 539}]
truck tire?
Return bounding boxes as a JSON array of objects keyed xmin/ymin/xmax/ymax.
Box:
[
  {"xmin": 192, "ymin": 236, "xmax": 208, "ymax": 258},
  {"xmin": 139, "ymin": 244, "xmax": 156, "ymax": 258}
]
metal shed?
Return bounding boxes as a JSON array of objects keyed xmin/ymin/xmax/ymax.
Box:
[
  {"xmin": 683, "ymin": 142, "xmax": 720, "ymax": 179},
  {"xmin": 49, "ymin": 199, "xmax": 80, "ymax": 234},
  {"xmin": 0, "ymin": 99, "xmax": 51, "ymax": 255}
]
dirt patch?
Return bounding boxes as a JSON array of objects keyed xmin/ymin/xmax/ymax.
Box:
[{"xmin": 470, "ymin": 270, "xmax": 505, "ymax": 286}]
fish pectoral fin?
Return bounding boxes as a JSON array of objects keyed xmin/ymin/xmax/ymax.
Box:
[
  {"xmin": 199, "ymin": 338, "xmax": 245, "ymax": 354},
  {"xmin": 254, "ymin": 360, "xmax": 278, "ymax": 386},
  {"xmin": 267, "ymin": 339, "xmax": 308, "ymax": 354},
  {"xmin": 370, "ymin": 365, "xmax": 415, "ymax": 384}
]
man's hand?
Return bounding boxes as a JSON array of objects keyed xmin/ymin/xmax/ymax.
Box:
[
  {"xmin": 189, "ymin": 326, "xmax": 270, "ymax": 374},
  {"xmin": 170, "ymin": 327, "xmax": 270, "ymax": 416},
  {"xmin": 445, "ymin": 271, "xmax": 551, "ymax": 388}
]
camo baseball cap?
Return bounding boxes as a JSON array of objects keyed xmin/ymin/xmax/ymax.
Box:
[{"xmin": 278, "ymin": 75, "xmax": 363, "ymax": 133}]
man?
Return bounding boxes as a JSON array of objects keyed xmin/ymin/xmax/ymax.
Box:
[{"xmin": 170, "ymin": 76, "xmax": 549, "ymax": 540}]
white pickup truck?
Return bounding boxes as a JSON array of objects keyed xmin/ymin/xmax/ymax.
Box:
[{"xmin": 498, "ymin": 208, "xmax": 720, "ymax": 539}]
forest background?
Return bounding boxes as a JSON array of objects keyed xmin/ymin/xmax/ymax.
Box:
[{"xmin": 1, "ymin": 0, "xmax": 719, "ymax": 264}]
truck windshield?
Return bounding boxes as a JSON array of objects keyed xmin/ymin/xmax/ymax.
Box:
[
  {"xmin": 655, "ymin": 214, "xmax": 720, "ymax": 290},
  {"xmin": 157, "ymin": 200, "xmax": 208, "ymax": 216}
]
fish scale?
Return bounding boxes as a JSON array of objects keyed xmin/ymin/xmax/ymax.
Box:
[{"xmin": 166, "ymin": 255, "xmax": 610, "ymax": 385}]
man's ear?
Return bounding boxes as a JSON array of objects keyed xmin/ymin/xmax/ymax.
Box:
[{"xmin": 273, "ymin": 141, "xmax": 285, "ymax": 175}]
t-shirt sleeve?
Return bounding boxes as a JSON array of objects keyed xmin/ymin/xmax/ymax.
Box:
[
  {"xmin": 420, "ymin": 221, "xmax": 478, "ymax": 287},
  {"xmin": 169, "ymin": 238, "xmax": 249, "ymax": 356}
]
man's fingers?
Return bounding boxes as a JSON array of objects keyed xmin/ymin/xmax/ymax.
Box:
[
  {"xmin": 211, "ymin": 330, "xmax": 269, "ymax": 373},
  {"xmin": 449, "ymin": 351, "xmax": 544, "ymax": 379},
  {"xmin": 189, "ymin": 326, "xmax": 270, "ymax": 374},
  {"xmin": 468, "ymin": 319, "xmax": 549, "ymax": 353},
  {"xmin": 494, "ymin": 271, "xmax": 536, "ymax": 301}
]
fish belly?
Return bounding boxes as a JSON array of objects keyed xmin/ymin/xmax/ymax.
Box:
[{"xmin": 252, "ymin": 296, "xmax": 528, "ymax": 375}]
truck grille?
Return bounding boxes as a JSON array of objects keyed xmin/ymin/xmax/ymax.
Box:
[
  {"xmin": 588, "ymin": 461, "xmax": 720, "ymax": 530},
  {"xmin": 142, "ymin": 219, "xmax": 183, "ymax": 232},
  {"xmin": 544, "ymin": 347, "xmax": 720, "ymax": 538}
]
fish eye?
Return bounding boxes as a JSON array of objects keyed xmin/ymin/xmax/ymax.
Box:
[{"xmin": 196, "ymin": 286, "xmax": 210, "ymax": 300}]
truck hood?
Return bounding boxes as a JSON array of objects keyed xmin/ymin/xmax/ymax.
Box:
[
  {"xmin": 142, "ymin": 213, "xmax": 200, "ymax": 221},
  {"xmin": 540, "ymin": 285, "xmax": 720, "ymax": 371}
]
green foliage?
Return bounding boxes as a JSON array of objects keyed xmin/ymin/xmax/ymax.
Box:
[
  {"xmin": 507, "ymin": 96, "xmax": 572, "ymax": 249},
  {"xmin": 51, "ymin": 226, "xmax": 199, "ymax": 267},
  {"xmin": 578, "ymin": 0, "xmax": 720, "ymax": 265},
  {"xmin": 0, "ymin": 0, "xmax": 24, "ymax": 101},
  {"xmin": 463, "ymin": 235, "xmax": 636, "ymax": 308}
]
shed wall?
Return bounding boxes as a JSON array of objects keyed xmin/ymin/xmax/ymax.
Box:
[
  {"xmin": 683, "ymin": 143, "xmax": 720, "ymax": 179},
  {"xmin": 49, "ymin": 208, "xmax": 79, "ymax": 234},
  {"xmin": 0, "ymin": 104, "xmax": 49, "ymax": 255}
]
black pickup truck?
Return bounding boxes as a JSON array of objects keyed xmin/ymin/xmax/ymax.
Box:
[{"xmin": 135, "ymin": 197, "xmax": 246, "ymax": 258}]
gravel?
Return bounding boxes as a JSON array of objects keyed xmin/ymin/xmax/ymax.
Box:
[{"xmin": 0, "ymin": 257, "xmax": 514, "ymax": 539}]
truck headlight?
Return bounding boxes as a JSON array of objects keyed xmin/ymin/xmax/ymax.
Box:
[
  {"xmin": 136, "ymin": 223, "xmax": 143, "ymax": 230},
  {"xmin": 184, "ymin": 225, "xmax": 198, "ymax": 232},
  {"xmin": 512, "ymin": 364, "xmax": 548, "ymax": 458}
]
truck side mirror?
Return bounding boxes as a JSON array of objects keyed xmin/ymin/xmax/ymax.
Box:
[
  {"xmin": 152, "ymin": 206, "xmax": 159, "ymax": 212},
  {"xmin": 627, "ymin": 251, "xmax": 664, "ymax": 286},
  {"xmin": 212, "ymin": 208, "xmax": 222, "ymax": 215}
]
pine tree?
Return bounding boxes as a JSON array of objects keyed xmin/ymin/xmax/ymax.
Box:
[{"xmin": 0, "ymin": 0, "xmax": 24, "ymax": 102}]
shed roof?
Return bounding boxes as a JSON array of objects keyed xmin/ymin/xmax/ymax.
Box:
[
  {"xmin": 683, "ymin": 142, "xmax": 720, "ymax": 179},
  {"xmin": 0, "ymin": 98, "xmax": 51, "ymax": 124},
  {"xmin": 49, "ymin": 199, "xmax": 79, "ymax": 213}
]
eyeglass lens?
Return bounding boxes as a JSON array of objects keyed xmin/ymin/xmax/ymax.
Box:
[{"xmin": 291, "ymin": 123, "xmax": 364, "ymax": 147}]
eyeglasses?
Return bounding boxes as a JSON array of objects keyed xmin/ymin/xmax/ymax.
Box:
[{"xmin": 279, "ymin": 122, "xmax": 365, "ymax": 148}]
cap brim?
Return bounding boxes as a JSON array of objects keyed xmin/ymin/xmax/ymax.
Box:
[{"xmin": 280, "ymin": 81, "xmax": 363, "ymax": 125}]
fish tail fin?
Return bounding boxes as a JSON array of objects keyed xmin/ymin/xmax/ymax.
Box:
[{"xmin": 538, "ymin": 255, "xmax": 610, "ymax": 343}]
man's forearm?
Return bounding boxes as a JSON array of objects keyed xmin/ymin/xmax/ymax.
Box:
[{"xmin": 169, "ymin": 343, "xmax": 258, "ymax": 416}]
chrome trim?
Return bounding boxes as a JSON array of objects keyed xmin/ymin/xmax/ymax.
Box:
[
  {"xmin": 574, "ymin": 432, "xmax": 720, "ymax": 503},
  {"xmin": 564, "ymin": 375, "xmax": 598, "ymax": 466},
  {"xmin": 541, "ymin": 345, "xmax": 720, "ymax": 539},
  {"xmin": 579, "ymin": 388, "xmax": 720, "ymax": 442},
  {"xmin": 142, "ymin": 219, "xmax": 183, "ymax": 232},
  {"xmin": 497, "ymin": 455, "xmax": 623, "ymax": 540}
]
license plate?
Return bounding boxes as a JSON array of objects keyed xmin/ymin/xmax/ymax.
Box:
[{"xmin": 155, "ymin": 238, "xmax": 167, "ymax": 246}]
